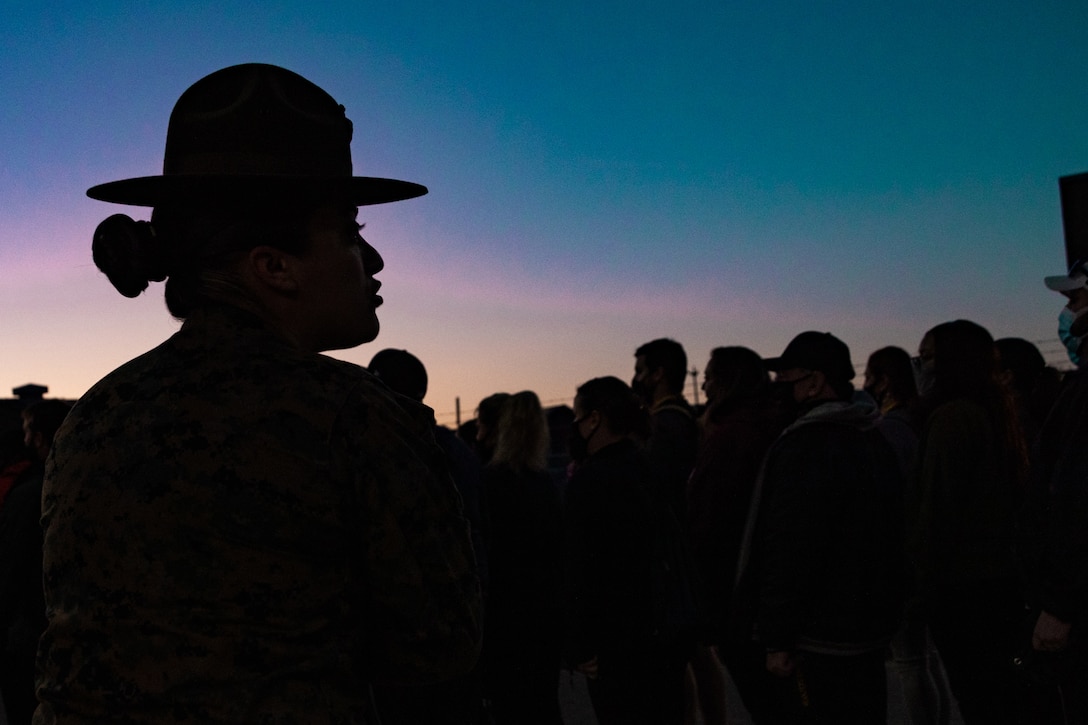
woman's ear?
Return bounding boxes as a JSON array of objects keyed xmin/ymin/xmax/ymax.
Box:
[{"xmin": 246, "ymin": 245, "xmax": 300, "ymax": 294}]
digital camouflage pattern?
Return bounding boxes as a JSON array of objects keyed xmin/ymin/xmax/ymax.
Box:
[{"xmin": 35, "ymin": 304, "xmax": 482, "ymax": 724}]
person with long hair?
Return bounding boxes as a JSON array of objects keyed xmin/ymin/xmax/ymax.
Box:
[
  {"xmin": 865, "ymin": 346, "xmax": 919, "ymax": 413},
  {"xmin": 686, "ymin": 347, "xmax": 783, "ymax": 724},
  {"xmin": 480, "ymin": 391, "xmax": 564, "ymax": 724},
  {"xmin": 475, "ymin": 392, "xmax": 512, "ymax": 466},
  {"xmin": 866, "ymin": 345, "xmax": 953, "ymax": 725},
  {"xmin": 910, "ymin": 319, "xmax": 1029, "ymax": 724}
]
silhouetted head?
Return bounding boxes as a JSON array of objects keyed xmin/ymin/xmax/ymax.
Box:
[
  {"xmin": 633, "ymin": 338, "xmax": 688, "ymax": 403},
  {"xmin": 994, "ymin": 337, "xmax": 1046, "ymax": 396},
  {"xmin": 88, "ymin": 64, "xmax": 426, "ymax": 351},
  {"xmin": 490, "ymin": 391, "xmax": 550, "ymax": 473},
  {"xmin": 766, "ymin": 331, "xmax": 855, "ymax": 404},
  {"xmin": 21, "ymin": 400, "xmax": 72, "ymax": 462},
  {"xmin": 702, "ymin": 346, "xmax": 769, "ymax": 408},
  {"xmin": 919, "ymin": 320, "xmax": 998, "ymax": 404},
  {"xmin": 368, "ymin": 348, "xmax": 428, "ymax": 402},
  {"xmin": 864, "ymin": 346, "xmax": 917, "ymax": 410},
  {"xmin": 574, "ymin": 376, "xmax": 647, "ymax": 440},
  {"xmin": 475, "ymin": 392, "xmax": 511, "ymax": 461}
]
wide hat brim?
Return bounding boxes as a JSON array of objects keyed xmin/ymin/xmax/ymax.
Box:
[
  {"xmin": 1045, "ymin": 272, "xmax": 1088, "ymax": 293},
  {"xmin": 87, "ymin": 174, "xmax": 427, "ymax": 207},
  {"xmin": 87, "ymin": 64, "xmax": 429, "ymax": 208}
]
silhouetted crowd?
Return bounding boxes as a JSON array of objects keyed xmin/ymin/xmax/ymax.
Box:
[
  {"xmin": 4, "ymin": 320, "xmax": 1088, "ymax": 725},
  {"xmin": 0, "ymin": 317, "xmax": 1078, "ymax": 725},
  {"xmin": 4, "ymin": 60, "xmax": 1088, "ymax": 725},
  {"xmin": 361, "ymin": 319, "xmax": 1086, "ymax": 724},
  {"xmin": 335, "ymin": 319, "xmax": 1088, "ymax": 722}
]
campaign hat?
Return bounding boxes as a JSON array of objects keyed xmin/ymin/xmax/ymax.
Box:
[
  {"xmin": 1044, "ymin": 259, "xmax": 1088, "ymax": 293},
  {"xmin": 87, "ymin": 63, "xmax": 426, "ymax": 207}
]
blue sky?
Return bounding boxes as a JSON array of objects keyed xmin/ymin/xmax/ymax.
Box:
[{"xmin": 3, "ymin": 1, "xmax": 1086, "ymax": 423}]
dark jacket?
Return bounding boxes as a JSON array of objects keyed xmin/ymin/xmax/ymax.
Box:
[
  {"xmin": 686, "ymin": 402, "xmax": 782, "ymax": 643},
  {"xmin": 1023, "ymin": 368, "xmax": 1088, "ymax": 624},
  {"xmin": 563, "ymin": 439, "xmax": 664, "ymax": 669},
  {"xmin": 645, "ymin": 396, "xmax": 698, "ymax": 522},
  {"xmin": 480, "ymin": 465, "xmax": 563, "ymax": 689},
  {"xmin": 733, "ymin": 400, "xmax": 905, "ymax": 655},
  {"xmin": 910, "ymin": 398, "xmax": 1020, "ymax": 611}
]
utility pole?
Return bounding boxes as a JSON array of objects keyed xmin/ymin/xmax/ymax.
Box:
[{"xmin": 689, "ymin": 367, "xmax": 700, "ymax": 407}]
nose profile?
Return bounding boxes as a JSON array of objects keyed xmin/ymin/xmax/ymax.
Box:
[{"xmin": 362, "ymin": 239, "xmax": 384, "ymax": 275}]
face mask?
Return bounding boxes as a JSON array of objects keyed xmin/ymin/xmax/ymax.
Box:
[
  {"xmin": 769, "ymin": 380, "xmax": 801, "ymax": 421},
  {"xmin": 912, "ymin": 357, "xmax": 935, "ymax": 399},
  {"xmin": 567, "ymin": 421, "xmax": 598, "ymax": 464},
  {"xmin": 1059, "ymin": 306, "xmax": 1088, "ymax": 367}
]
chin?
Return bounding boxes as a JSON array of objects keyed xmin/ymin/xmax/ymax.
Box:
[
  {"xmin": 360, "ymin": 324, "xmax": 380, "ymax": 345},
  {"xmin": 317, "ymin": 322, "xmax": 380, "ymax": 353}
]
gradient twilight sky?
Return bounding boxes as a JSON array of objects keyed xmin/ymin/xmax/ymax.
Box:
[{"xmin": 3, "ymin": 1, "xmax": 1087, "ymax": 426}]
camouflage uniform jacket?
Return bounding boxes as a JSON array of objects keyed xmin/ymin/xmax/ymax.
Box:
[{"xmin": 35, "ymin": 303, "xmax": 482, "ymax": 724}]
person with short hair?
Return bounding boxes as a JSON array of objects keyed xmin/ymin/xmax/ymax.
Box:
[
  {"xmin": 632, "ymin": 338, "xmax": 698, "ymax": 520},
  {"xmin": 36, "ymin": 64, "xmax": 481, "ymax": 724},
  {"xmin": 366, "ymin": 348, "xmax": 489, "ymax": 725},
  {"xmin": 564, "ymin": 376, "xmax": 687, "ymax": 725},
  {"xmin": 731, "ymin": 332, "xmax": 904, "ymax": 724}
]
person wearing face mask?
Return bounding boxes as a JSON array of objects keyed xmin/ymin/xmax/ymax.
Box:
[
  {"xmin": 729, "ymin": 332, "xmax": 905, "ymax": 724},
  {"xmin": 686, "ymin": 347, "xmax": 784, "ymax": 725},
  {"xmin": 910, "ymin": 320, "xmax": 1030, "ymax": 724},
  {"xmin": 1016, "ymin": 260, "xmax": 1088, "ymax": 723},
  {"xmin": 1052, "ymin": 261, "xmax": 1088, "ymax": 368},
  {"xmin": 563, "ymin": 376, "xmax": 692, "ymax": 725},
  {"xmin": 864, "ymin": 347, "xmax": 955, "ymax": 725},
  {"xmin": 864, "ymin": 346, "xmax": 922, "ymax": 478}
]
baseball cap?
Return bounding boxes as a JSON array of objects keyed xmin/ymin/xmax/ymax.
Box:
[{"xmin": 765, "ymin": 331, "xmax": 855, "ymax": 382}]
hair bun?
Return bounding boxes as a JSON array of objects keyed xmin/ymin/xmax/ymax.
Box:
[{"xmin": 92, "ymin": 214, "xmax": 168, "ymax": 298}]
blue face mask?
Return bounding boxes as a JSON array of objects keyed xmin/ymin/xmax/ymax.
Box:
[{"xmin": 1059, "ymin": 306, "xmax": 1087, "ymax": 367}]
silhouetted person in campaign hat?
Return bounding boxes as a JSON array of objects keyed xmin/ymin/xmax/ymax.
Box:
[
  {"xmin": 35, "ymin": 64, "xmax": 481, "ymax": 725},
  {"xmin": 1017, "ymin": 262, "xmax": 1088, "ymax": 723}
]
